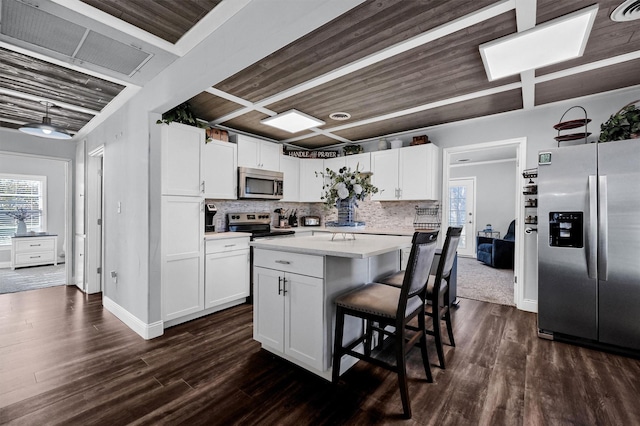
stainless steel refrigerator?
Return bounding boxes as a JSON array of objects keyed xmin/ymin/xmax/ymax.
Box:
[{"xmin": 537, "ymin": 138, "xmax": 640, "ymax": 351}]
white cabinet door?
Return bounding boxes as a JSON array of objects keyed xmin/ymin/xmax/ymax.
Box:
[
  {"xmin": 371, "ymin": 145, "xmax": 440, "ymax": 201},
  {"xmin": 254, "ymin": 266, "xmax": 285, "ymax": 350},
  {"xmin": 323, "ymin": 157, "xmax": 345, "ymax": 173},
  {"xmin": 399, "ymin": 144, "xmax": 440, "ymax": 200},
  {"xmin": 299, "ymin": 158, "xmax": 325, "ymax": 202},
  {"xmin": 161, "ymin": 123, "xmax": 204, "ymax": 196},
  {"xmin": 203, "ymin": 139, "xmax": 237, "ymax": 199},
  {"xmin": 237, "ymin": 134, "xmax": 260, "ymax": 168},
  {"xmin": 162, "ymin": 196, "xmax": 204, "ymax": 321},
  {"xmin": 237, "ymin": 135, "xmax": 281, "ymax": 170},
  {"xmin": 259, "ymin": 140, "xmax": 281, "ymax": 171},
  {"xmin": 371, "ymin": 149, "xmax": 399, "ymax": 201},
  {"xmin": 345, "ymin": 152, "xmax": 371, "ymax": 173},
  {"xmin": 205, "ymin": 249, "xmax": 249, "ymax": 309},
  {"xmin": 284, "ymin": 272, "xmax": 324, "ymax": 370},
  {"xmin": 280, "ymin": 155, "xmax": 300, "ymax": 202}
]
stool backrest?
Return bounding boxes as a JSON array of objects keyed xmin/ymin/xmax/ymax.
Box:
[
  {"xmin": 399, "ymin": 231, "xmax": 439, "ymax": 313},
  {"xmin": 433, "ymin": 227, "xmax": 463, "ymax": 297}
]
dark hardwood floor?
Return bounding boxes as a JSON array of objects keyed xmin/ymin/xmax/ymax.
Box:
[{"xmin": 2, "ymin": 285, "xmax": 640, "ymax": 425}]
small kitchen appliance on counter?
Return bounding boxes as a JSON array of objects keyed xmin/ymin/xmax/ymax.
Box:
[
  {"xmin": 302, "ymin": 216, "xmax": 321, "ymax": 226},
  {"xmin": 205, "ymin": 202, "xmax": 217, "ymax": 232}
]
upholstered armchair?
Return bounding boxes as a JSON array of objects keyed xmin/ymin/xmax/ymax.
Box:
[{"xmin": 476, "ymin": 220, "xmax": 515, "ymax": 269}]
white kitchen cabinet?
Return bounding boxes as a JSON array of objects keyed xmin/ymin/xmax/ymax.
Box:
[
  {"xmin": 205, "ymin": 236, "xmax": 250, "ymax": 309},
  {"xmin": 279, "ymin": 155, "xmax": 300, "ymax": 202},
  {"xmin": 236, "ymin": 134, "xmax": 281, "ymax": 171},
  {"xmin": 161, "ymin": 123, "xmax": 205, "ymax": 196},
  {"xmin": 299, "ymin": 158, "xmax": 325, "ymax": 202},
  {"xmin": 371, "ymin": 144, "xmax": 440, "ymax": 201},
  {"xmin": 345, "ymin": 152, "xmax": 371, "ymax": 173},
  {"xmin": 203, "ymin": 139, "xmax": 237, "ymax": 199},
  {"xmin": 323, "ymin": 157, "xmax": 345, "ymax": 174},
  {"xmin": 161, "ymin": 196, "xmax": 204, "ymax": 321},
  {"xmin": 254, "ymin": 265, "xmax": 324, "ymax": 370},
  {"xmin": 11, "ymin": 235, "xmax": 58, "ymax": 270}
]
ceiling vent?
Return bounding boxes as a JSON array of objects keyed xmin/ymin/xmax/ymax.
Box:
[
  {"xmin": 611, "ymin": 0, "xmax": 640, "ymax": 21},
  {"xmin": 0, "ymin": 0, "xmax": 152, "ymax": 76},
  {"xmin": 329, "ymin": 112, "xmax": 351, "ymax": 121}
]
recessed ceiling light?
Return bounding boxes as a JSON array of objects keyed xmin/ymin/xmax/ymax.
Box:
[
  {"xmin": 479, "ymin": 5, "xmax": 598, "ymax": 81},
  {"xmin": 329, "ymin": 112, "xmax": 351, "ymax": 121},
  {"xmin": 611, "ymin": 0, "xmax": 640, "ymax": 21},
  {"xmin": 261, "ymin": 109, "xmax": 325, "ymax": 133}
]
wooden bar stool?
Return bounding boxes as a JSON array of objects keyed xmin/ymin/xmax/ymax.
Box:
[
  {"xmin": 332, "ymin": 231, "xmax": 438, "ymax": 419},
  {"xmin": 378, "ymin": 226, "xmax": 462, "ymax": 369}
]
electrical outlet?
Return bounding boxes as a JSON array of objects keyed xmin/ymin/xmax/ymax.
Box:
[
  {"xmin": 117, "ymin": 202, "xmax": 121, "ymax": 214},
  {"xmin": 110, "ymin": 271, "xmax": 118, "ymax": 283}
]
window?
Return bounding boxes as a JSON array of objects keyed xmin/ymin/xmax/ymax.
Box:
[{"xmin": 0, "ymin": 174, "xmax": 47, "ymax": 246}]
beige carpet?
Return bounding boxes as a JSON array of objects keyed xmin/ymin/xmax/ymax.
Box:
[{"xmin": 456, "ymin": 257, "xmax": 514, "ymax": 306}]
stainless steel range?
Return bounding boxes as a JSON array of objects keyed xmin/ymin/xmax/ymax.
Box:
[
  {"xmin": 226, "ymin": 212, "xmax": 295, "ymax": 239},
  {"xmin": 227, "ymin": 212, "xmax": 295, "ymax": 304}
]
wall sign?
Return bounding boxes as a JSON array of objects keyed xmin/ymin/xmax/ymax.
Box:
[{"xmin": 284, "ymin": 149, "xmax": 339, "ymax": 159}]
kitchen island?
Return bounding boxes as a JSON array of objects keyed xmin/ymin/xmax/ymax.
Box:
[{"xmin": 250, "ymin": 233, "xmax": 412, "ymax": 380}]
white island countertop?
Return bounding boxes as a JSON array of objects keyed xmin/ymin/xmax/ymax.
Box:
[{"xmin": 250, "ymin": 233, "xmax": 412, "ymax": 259}]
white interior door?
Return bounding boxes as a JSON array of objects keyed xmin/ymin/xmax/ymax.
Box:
[{"xmin": 448, "ymin": 178, "xmax": 476, "ymax": 257}]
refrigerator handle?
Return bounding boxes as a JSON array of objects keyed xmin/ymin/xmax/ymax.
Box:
[
  {"xmin": 598, "ymin": 176, "xmax": 609, "ymax": 281},
  {"xmin": 587, "ymin": 175, "xmax": 598, "ymax": 279}
]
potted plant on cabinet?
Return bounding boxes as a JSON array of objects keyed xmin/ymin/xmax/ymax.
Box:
[{"xmin": 599, "ymin": 100, "xmax": 640, "ymax": 142}]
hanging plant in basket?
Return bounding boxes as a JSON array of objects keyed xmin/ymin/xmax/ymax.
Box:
[{"xmin": 599, "ymin": 100, "xmax": 640, "ymax": 142}]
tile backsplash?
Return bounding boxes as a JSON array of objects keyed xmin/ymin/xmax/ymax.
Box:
[{"xmin": 207, "ymin": 199, "xmax": 440, "ymax": 231}]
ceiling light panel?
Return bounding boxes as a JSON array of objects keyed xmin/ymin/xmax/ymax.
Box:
[
  {"xmin": 261, "ymin": 110, "xmax": 325, "ymax": 133},
  {"xmin": 479, "ymin": 5, "xmax": 599, "ymax": 81}
]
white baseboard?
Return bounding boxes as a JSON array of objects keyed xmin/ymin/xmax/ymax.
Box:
[
  {"xmin": 0, "ymin": 261, "xmax": 10, "ymax": 269},
  {"xmin": 518, "ymin": 298, "xmax": 538, "ymax": 313},
  {"xmin": 103, "ymin": 296, "xmax": 164, "ymax": 340}
]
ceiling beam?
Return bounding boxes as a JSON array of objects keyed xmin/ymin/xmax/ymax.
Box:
[{"xmin": 515, "ymin": 0, "xmax": 538, "ymax": 109}]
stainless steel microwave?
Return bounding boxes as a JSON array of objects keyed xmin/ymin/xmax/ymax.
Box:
[{"xmin": 238, "ymin": 167, "xmax": 283, "ymax": 200}]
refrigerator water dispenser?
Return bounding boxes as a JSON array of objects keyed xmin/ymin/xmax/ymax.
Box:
[{"xmin": 548, "ymin": 212, "xmax": 583, "ymax": 248}]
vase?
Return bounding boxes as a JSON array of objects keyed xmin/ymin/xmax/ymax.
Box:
[
  {"xmin": 336, "ymin": 197, "xmax": 357, "ymax": 225},
  {"xmin": 16, "ymin": 219, "xmax": 27, "ymax": 235}
]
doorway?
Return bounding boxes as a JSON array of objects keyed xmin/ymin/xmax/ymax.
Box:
[
  {"xmin": 86, "ymin": 145, "xmax": 105, "ymax": 294},
  {"xmin": 442, "ymin": 138, "xmax": 526, "ymax": 308},
  {"xmin": 0, "ymin": 151, "xmax": 72, "ymax": 293},
  {"xmin": 448, "ymin": 177, "xmax": 476, "ymax": 257}
]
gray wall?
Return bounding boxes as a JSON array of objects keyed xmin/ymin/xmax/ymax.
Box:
[{"xmin": 450, "ymin": 160, "xmax": 517, "ymax": 242}]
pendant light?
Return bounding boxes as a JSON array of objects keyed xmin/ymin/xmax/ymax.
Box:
[{"xmin": 19, "ymin": 101, "xmax": 72, "ymax": 140}]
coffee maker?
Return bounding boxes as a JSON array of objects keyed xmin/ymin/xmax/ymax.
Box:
[{"xmin": 205, "ymin": 202, "xmax": 217, "ymax": 232}]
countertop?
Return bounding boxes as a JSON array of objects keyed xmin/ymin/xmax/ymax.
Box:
[
  {"xmin": 290, "ymin": 226, "xmax": 423, "ymax": 236},
  {"xmin": 204, "ymin": 231, "xmax": 251, "ymax": 240},
  {"xmin": 250, "ymin": 233, "xmax": 412, "ymax": 259}
]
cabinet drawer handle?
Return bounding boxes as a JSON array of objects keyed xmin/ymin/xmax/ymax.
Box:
[
  {"xmin": 275, "ymin": 260, "xmax": 291, "ymax": 265},
  {"xmin": 30, "ymin": 244, "xmax": 41, "ymax": 247},
  {"xmin": 224, "ymin": 244, "xmax": 236, "ymax": 248},
  {"xmin": 282, "ymin": 277, "xmax": 288, "ymax": 295},
  {"xmin": 278, "ymin": 276, "xmax": 283, "ymax": 295},
  {"xmin": 30, "ymin": 256, "xmax": 41, "ymax": 259}
]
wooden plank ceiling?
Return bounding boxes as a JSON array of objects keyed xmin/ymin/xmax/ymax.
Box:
[
  {"xmin": 189, "ymin": 0, "xmax": 640, "ymax": 149},
  {"xmin": 1, "ymin": 0, "xmax": 639, "ymax": 145}
]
